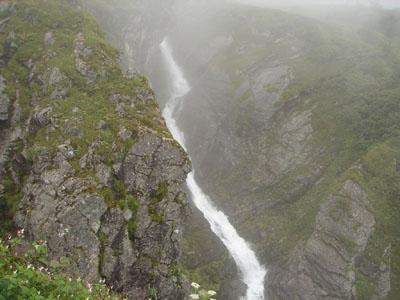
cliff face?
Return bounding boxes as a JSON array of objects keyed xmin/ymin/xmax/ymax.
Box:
[
  {"xmin": 85, "ymin": 1, "xmax": 400, "ymax": 299},
  {"xmin": 0, "ymin": 1, "xmax": 190, "ymax": 299}
]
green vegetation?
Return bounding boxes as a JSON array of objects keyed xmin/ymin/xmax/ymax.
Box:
[
  {"xmin": 0, "ymin": 231, "xmax": 120, "ymax": 300},
  {"xmin": 0, "ymin": 176, "xmax": 23, "ymax": 233},
  {"xmin": 0, "ymin": 0, "xmax": 169, "ymax": 235},
  {"xmin": 148, "ymin": 182, "xmax": 168, "ymax": 223},
  {"xmin": 180, "ymin": 5, "xmax": 400, "ymax": 296},
  {"xmin": 348, "ymin": 141, "xmax": 400, "ymax": 298},
  {"xmin": 126, "ymin": 195, "xmax": 140, "ymax": 240}
]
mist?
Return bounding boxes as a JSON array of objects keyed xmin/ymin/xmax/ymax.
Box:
[
  {"xmin": 82, "ymin": 0, "xmax": 400, "ymax": 299},
  {"xmin": 234, "ymin": 0, "xmax": 400, "ymax": 8},
  {"xmin": 3, "ymin": 1, "xmax": 400, "ymax": 300}
]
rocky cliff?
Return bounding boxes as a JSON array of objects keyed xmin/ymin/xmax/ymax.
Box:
[
  {"xmin": 0, "ymin": 1, "xmax": 191, "ymax": 299},
  {"xmin": 84, "ymin": 1, "xmax": 400, "ymax": 299}
]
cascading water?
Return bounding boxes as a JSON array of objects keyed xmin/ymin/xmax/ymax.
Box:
[{"xmin": 160, "ymin": 37, "xmax": 267, "ymax": 300}]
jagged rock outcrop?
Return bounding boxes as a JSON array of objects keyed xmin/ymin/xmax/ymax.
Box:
[
  {"xmin": 15, "ymin": 146, "xmax": 106, "ymax": 282},
  {"xmin": 269, "ymin": 180, "xmax": 376, "ymax": 299},
  {"xmin": 99, "ymin": 133, "xmax": 191, "ymax": 299},
  {"xmin": 0, "ymin": 1, "xmax": 192, "ymax": 299},
  {"xmin": 14, "ymin": 131, "xmax": 190, "ymax": 298}
]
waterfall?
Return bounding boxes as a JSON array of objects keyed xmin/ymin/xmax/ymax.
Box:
[{"xmin": 160, "ymin": 38, "xmax": 267, "ymax": 300}]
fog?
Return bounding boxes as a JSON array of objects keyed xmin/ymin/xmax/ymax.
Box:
[
  {"xmin": 234, "ymin": 0, "xmax": 400, "ymax": 8},
  {"xmin": 82, "ymin": 0, "xmax": 400, "ymax": 298}
]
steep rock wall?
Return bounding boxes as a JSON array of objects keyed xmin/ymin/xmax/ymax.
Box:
[{"xmin": 0, "ymin": 1, "xmax": 191, "ymax": 299}]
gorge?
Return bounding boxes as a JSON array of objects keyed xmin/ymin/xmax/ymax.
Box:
[
  {"xmin": 161, "ymin": 37, "xmax": 267, "ymax": 300},
  {"xmin": 1, "ymin": 0, "xmax": 400, "ymax": 299}
]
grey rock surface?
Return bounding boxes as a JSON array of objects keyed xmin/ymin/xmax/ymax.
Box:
[
  {"xmin": 269, "ymin": 180, "xmax": 375, "ymax": 300},
  {"xmin": 0, "ymin": 75, "xmax": 9, "ymax": 121},
  {"xmin": 14, "ymin": 132, "xmax": 191, "ymax": 299},
  {"xmin": 14, "ymin": 148, "xmax": 106, "ymax": 282}
]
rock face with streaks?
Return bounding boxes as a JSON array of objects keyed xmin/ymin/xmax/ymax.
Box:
[
  {"xmin": 269, "ymin": 180, "xmax": 376, "ymax": 300},
  {"xmin": 14, "ymin": 132, "xmax": 190, "ymax": 299},
  {"xmin": 0, "ymin": 1, "xmax": 191, "ymax": 299},
  {"xmin": 85, "ymin": 1, "xmax": 400, "ymax": 299}
]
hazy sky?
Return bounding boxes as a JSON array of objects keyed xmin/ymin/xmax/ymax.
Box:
[{"xmin": 235, "ymin": 0, "xmax": 400, "ymax": 8}]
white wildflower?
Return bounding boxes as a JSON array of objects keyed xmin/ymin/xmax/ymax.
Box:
[
  {"xmin": 189, "ymin": 294, "xmax": 200, "ymax": 300},
  {"xmin": 191, "ymin": 282, "xmax": 200, "ymax": 289},
  {"xmin": 207, "ymin": 290, "xmax": 217, "ymax": 296}
]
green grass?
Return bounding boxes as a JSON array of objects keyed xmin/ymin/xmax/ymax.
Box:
[
  {"xmin": 0, "ymin": 0, "xmax": 171, "ymax": 236},
  {"xmin": 0, "ymin": 234, "xmax": 120, "ymax": 300},
  {"xmin": 180, "ymin": 5, "xmax": 400, "ymax": 293},
  {"xmin": 148, "ymin": 182, "xmax": 168, "ymax": 224}
]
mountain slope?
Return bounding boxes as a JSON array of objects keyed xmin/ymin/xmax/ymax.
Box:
[
  {"xmin": 83, "ymin": 1, "xmax": 400, "ymax": 299},
  {"xmin": 0, "ymin": 1, "xmax": 191, "ymax": 299}
]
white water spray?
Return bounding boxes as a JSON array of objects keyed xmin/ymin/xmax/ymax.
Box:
[{"xmin": 160, "ymin": 38, "xmax": 267, "ymax": 300}]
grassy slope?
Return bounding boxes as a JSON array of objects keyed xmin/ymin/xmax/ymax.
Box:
[
  {"xmin": 0, "ymin": 0, "xmax": 172, "ymax": 230},
  {"xmin": 0, "ymin": 0, "xmax": 172, "ymax": 297},
  {"xmin": 181, "ymin": 6, "xmax": 400, "ymax": 298}
]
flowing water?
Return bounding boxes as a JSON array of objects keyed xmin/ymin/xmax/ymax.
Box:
[{"xmin": 160, "ymin": 38, "xmax": 267, "ymax": 300}]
